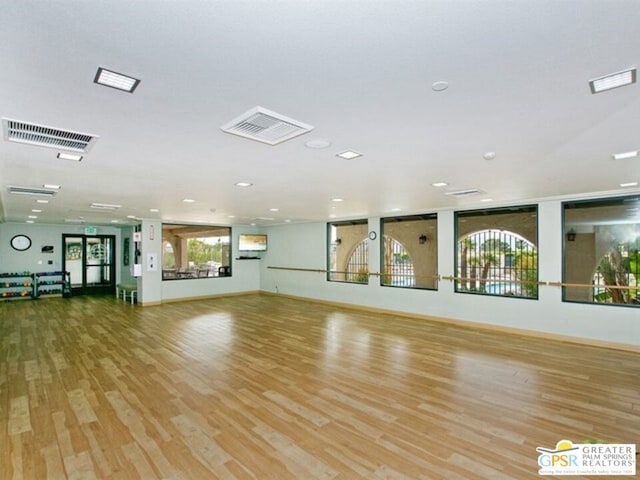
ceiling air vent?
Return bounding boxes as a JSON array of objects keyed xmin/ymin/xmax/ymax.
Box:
[
  {"xmin": 8, "ymin": 186, "xmax": 57, "ymax": 197},
  {"xmin": 445, "ymin": 188, "xmax": 483, "ymax": 197},
  {"xmin": 221, "ymin": 106, "xmax": 313, "ymax": 145},
  {"xmin": 2, "ymin": 118, "xmax": 99, "ymax": 153}
]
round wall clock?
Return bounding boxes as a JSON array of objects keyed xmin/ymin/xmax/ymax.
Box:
[{"xmin": 10, "ymin": 234, "xmax": 32, "ymax": 251}]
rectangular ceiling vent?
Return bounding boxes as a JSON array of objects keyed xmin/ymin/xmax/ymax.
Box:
[
  {"xmin": 445, "ymin": 188, "xmax": 483, "ymax": 197},
  {"xmin": 8, "ymin": 186, "xmax": 57, "ymax": 197},
  {"xmin": 2, "ymin": 118, "xmax": 99, "ymax": 153},
  {"xmin": 221, "ymin": 106, "xmax": 313, "ymax": 145}
]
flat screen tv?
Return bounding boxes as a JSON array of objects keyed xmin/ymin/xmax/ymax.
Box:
[{"xmin": 238, "ymin": 234, "xmax": 268, "ymax": 252}]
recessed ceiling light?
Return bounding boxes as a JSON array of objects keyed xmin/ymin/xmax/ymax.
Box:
[
  {"xmin": 182, "ymin": 198, "xmax": 196, "ymax": 203},
  {"xmin": 481, "ymin": 198, "xmax": 494, "ymax": 202},
  {"xmin": 28, "ymin": 215, "xmax": 38, "ymax": 219},
  {"xmin": 111, "ymin": 220, "xmax": 119, "ymax": 223},
  {"xmin": 390, "ymin": 208, "xmax": 402, "ymax": 212},
  {"xmin": 9, "ymin": 186, "xmax": 56, "ymax": 197},
  {"xmin": 91, "ymin": 202, "xmax": 121, "ymax": 210},
  {"xmin": 269, "ymin": 208, "xmax": 279, "ymax": 212},
  {"xmin": 612, "ymin": 150, "xmax": 638, "ymax": 160},
  {"xmin": 284, "ymin": 219, "xmax": 292, "ymax": 223},
  {"xmin": 431, "ymin": 182, "xmax": 448, "ymax": 187},
  {"xmin": 305, "ymin": 139, "xmax": 331, "ymax": 149},
  {"xmin": 26, "ymin": 220, "xmax": 35, "ymax": 224},
  {"xmin": 331, "ymin": 198, "xmax": 344, "ymax": 202},
  {"xmin": 36, "ymin": 199, "xmax": 49, "ymax": 204},
  {"xmin": 432, "ymin": 80, "xmax": 449, "ymax": 92},
  {"xmin": 336, "ymin": 150, "xmax": 362, "ymax": 160},
  {"xmin": 445, "ymin": 188, "xmax": 482, "ymax": 197},
  {"xmin": 149, "ymin": 208, "xmax": 160, "ymax": 213},
  {"xmin": 589, "ymin": 68, "xmax": 636, "ymax": 94},
  {"xmin": 228, "ymin": 215, "xmax": 236, "ymax": 218},
  {"xmin": 43, "ymin": 184, "xmax": 61, "ymax": 190},
  {"xmin": 94, "ymin": 67, "xmax": 140, "ymax": 93},
  {"xmin": 127, "ymin": 215, "xmax": 137, "ymax": 219},
  {"xmin": 620, "ymin": 181, "xmax": 638, "ymax": 187},
  {"xmin": 57, "ymin": 152, "xmax": 83, "ymax": 161},
  {"xmin": 483, "ymin": 151, "xmax": 496, "ymax": 161},
  {"xmin": 31, "ymin": 209, "xmax": 42, "ymax": 213},
  {"xmin": 234, "ymin": 182, "xmax": 253, "ymax": 187},
  {"xmin": 329, "ymin": 214, "xmax": 337, "ymax": 218}
]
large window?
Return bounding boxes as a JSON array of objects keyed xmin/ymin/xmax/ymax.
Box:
[
  {"xmin": 162, "ymin": 224, "xmax": 231, "ymax": 280},
  {"xmin": 455, "ymin": 205, "xmax": 538, "ymax": 299},
  {"xmin": 563, "ymin": 195, "xmax": 640, "ymax": 306},
  {"xmin": 327, "ymin": 220, "xmax": 369, "ymax": 283},
  {"xmin": 381, "ymin": 214, "xmax": 438, "ymax": 289}
]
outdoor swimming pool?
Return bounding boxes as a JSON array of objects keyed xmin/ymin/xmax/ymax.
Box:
[{"xmin": 484, "ymin": 281, "xmax": 521, "ymax": 295}]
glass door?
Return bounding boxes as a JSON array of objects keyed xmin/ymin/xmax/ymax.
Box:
[{"xmin": 63, "ymin": 235, "xmax": 116, "ymax": 295}]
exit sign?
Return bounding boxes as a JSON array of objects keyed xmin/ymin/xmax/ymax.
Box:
[{"xmin": 84, "ymin": 226, "xmax": 97, "ymax": 235}]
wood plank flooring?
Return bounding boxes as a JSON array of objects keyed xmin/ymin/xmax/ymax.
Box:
[{"xmin": 0, "ymin": 294, "xmax": 638, "ymax": 479}]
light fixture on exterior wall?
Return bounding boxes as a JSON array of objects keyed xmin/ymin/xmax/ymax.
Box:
[
  {"xmin": 335, "ymin": 238, "xmax": 342, "ymax": 246},
  {"xmin": 566, "ymin": 228, "xmax": 577, "ymax": 242},
  {"xmin": 419, "ymin": 234, "xmax": 428, "ymax": 244}
]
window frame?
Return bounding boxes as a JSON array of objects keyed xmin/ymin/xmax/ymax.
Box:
[
  {"xmin": 380, "ymin": 213, "xmax": 438, "ymax": 290},
  {"xmin": 562, "ymin": 195, "xmax": 640, "ymax": 308},
  {"xmin": 326, "ymin": 219, "xmax": 369, "ymax": 284},
  {"xmin": 161, "ymin": 223, "xmax": 232, "ymax": 281},
  {"xmin": 454, "ymin": 204, "xmax": 539, "ymax": 300}
]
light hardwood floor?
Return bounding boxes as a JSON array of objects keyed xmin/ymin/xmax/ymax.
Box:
[{"xmin": 0, "ymin": 294, "xmax": 638, "ymax": 479}]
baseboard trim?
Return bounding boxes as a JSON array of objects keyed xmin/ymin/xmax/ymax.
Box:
[
  {"xmin": 160, "ymin": 290, "xmax": 260, "ymax": 305},
  {"xmin": 259, "ymin": 291, "xmax": 640, "ymax": 353}
]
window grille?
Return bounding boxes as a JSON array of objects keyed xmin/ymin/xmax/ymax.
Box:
[
  {"xmin": 346, "ymin": 240, "xmax": 369, "ymax": 283},
  {"xmin": 382, "ymin": 236, "xmax": 414, "ymax": 287},
  {"xmin": 381, "ymin": 213, "xmax": 437, "ymax": 290},
  {"xmin": 455, "ymin": 205, "xmax": 538, "ymax": 299},
  {"xmin": 457, "ymin": 229, "xmax": 538, "ymax": 298},
  {"xmin": 327, "ymin": 220, "xmax": 368, "ymax": 283}
]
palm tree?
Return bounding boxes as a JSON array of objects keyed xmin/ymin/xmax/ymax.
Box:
[
  {"xmin": 459, "ymin": 237, "xmax": 476, "ymax": 290},
  {"xmin": 479, "ymin": 252, "xmax": 499, "ymax": 292},
  {"xmin": 514, "ymin": 250, "xmax": 538, "ymax": 297},
  {"xmin": 478, "ymin": 237, "xmax": 510, "ymax": 292},
  {"xmin": 514, "ymin": 240, "xmax": 538, "ymax": 297}
]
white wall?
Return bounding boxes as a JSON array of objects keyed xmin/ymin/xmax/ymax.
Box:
[
  {"xmin": 154, "ymin": 223, "xmax": 261, "ymax": 303},
  {"xmin": 3, "ymin": 203, "xmax": 638, "ymax": 348},
  {"xmin": 0, "ymin": 221, "xmax": 262, "ymax": 305},
  {"xmin": 260, "ymin": 200, "xmax": 640, "ymax": 347},
  {"xmin": 0, "ymin": 222, "xmax": 125, "ymax": 281}
]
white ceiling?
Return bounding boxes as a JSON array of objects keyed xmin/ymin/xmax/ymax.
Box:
[{"xmin": 1, "ymin": 0, "xmax": 639, "ymax": 227}]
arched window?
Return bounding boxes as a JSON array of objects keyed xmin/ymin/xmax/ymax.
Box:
[
  {"xmin": 327, "ymin": 219, "xmax": 368, "ymax": 283},
  {"xmin": 381, "ymin": 213, "xmax": 438, "ymax": 290},
  {"xmin": 457, "ymin": 229, "xmax": 537, "ymax": 298},
  {"xmin": 345, "ymin": 240, "xmax": 369, "ymax": 283},
  {"xmin": 382, "ymin": 236, "xmax": 415, "ymax": 287}
]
